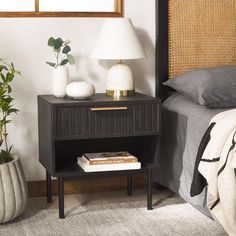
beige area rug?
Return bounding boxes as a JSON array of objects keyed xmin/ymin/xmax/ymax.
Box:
[{"xmin": 0, "ymin": 189, "xmax": 226, "ymax": 236}]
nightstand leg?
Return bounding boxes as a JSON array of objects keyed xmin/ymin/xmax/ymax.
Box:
[
  {"xmin": 46, "ymin": 170, "xmax": 52, "ymax": 203},
  {"xmin": 147, "ymin": 168, "xmax": 153, "ymax": 210},
  {"xmin": 58, "ymin": 177, "xmax": 65, "ymax": 219},
  {"xmin": 127, "ymin": 176, "xmax": 133, "ymax": 195}
]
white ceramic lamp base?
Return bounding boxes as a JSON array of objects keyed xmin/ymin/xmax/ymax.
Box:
[{"xmin": 106, "ymin": 62, "xmax": 135, "ymax": 97}]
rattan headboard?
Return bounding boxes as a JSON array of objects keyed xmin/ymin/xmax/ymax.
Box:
[
  {"xmin": 168, "ymin": 0, "xmax": 236, "ymax": 79},
  {"xmin": 156, "ymin": 0, "xmax": 236, "ymax": 99}
]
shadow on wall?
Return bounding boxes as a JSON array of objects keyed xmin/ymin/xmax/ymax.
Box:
[
  {"xmin": 85, "ymin": 28, "xmax": 155, "ymax": 96},
  {"xmin": 128, "ymin": 28, "xmax": 155, "ymax": 96},
  {"xmin": 8, "ymin": 78, "xmax": 45, "ymax": 181},
  {"xmin": 69, "ymin": 53, "xmax": 108, "ymax": 93}
]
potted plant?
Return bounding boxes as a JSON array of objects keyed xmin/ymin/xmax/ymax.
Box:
[
  {"xmin": 46, "ymin": 37, "xmax": 75, "ymax": 98},
  {"xmin": 0, "ymin": 59, "xmax": 27, "ymax": 223}
]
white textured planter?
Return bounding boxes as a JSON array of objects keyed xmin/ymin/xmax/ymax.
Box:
[
  {"xmin": 0, "ymin": 156, "xmax": 28, "ymax": 223},
  {"xmin": 66, "ymin": 81, "xmax": 95, "ymax": 99},
  {"xmin": 52, "ymin": 66, "xmax": 69, "ymax": 98}
]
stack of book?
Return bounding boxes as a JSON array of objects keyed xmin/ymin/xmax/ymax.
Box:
[{"xmin": 77, "ymin": 151, "xmax": 141, "ymax": 172}]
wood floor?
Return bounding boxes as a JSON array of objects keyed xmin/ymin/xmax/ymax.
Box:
[{"xmin": 27, "ymin": 187, "xmax": 175, "ymax": 211}]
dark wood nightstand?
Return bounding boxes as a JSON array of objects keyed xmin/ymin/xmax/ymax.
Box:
[{"xmin": 38, "ymin": 93, "xmax": 161, "ymax": 219}]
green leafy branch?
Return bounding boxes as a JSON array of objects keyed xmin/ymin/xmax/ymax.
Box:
[
  {"xmin": 0, "ymin": 59, "xmax": 23, "ymax": 164},
  {"xmin": 46, "ymin": 37, "xmax": 75, "ymax": 68}
]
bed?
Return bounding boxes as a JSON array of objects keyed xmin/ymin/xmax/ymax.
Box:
[
  {"xmin": 155, "ymin": 92, "xmax": 225, "ymax": 217},
  {"xmin": 154, "ymin": 0, "xmax": 236, "ymax": 220}
]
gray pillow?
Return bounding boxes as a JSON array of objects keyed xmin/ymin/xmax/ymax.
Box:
[{"xmin": 163, "ymin": 65, "xmax": 236, "ymax": 108}]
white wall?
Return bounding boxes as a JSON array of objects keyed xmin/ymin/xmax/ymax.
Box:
[{"xmin": 0, "ymin": 0, "xmax": 156, "ymax": 181}]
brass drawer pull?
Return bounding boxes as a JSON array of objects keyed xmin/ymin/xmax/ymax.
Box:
[{"xmin": 90, "ymin": 107, "xmax": 128, "ymax": 111}]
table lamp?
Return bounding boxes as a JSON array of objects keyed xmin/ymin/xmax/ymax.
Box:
[{"xmin": 91, "ymin": 18, "xmax": 146, "ymax": 97}]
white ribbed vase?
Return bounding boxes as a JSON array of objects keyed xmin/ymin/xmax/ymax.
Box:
[
  {"xmin": 0, "ymin": 156, "xmax": 28, "ymax": 223},
  {"xmin": 52, "ymin": 66, "xmax": 69, "ymax": 98}
]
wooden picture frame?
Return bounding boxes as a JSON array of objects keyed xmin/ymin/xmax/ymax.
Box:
[{"xmin": 0, "ymin": 0, "xmax": 124, "ymax": 17}]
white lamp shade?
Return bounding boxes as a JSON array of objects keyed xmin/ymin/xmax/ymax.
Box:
[{"xmin": 91, "ymin": 18, "xmax": 146, "ymax": 60}]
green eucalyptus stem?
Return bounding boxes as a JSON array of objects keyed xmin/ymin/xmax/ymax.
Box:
[
  {"xmin": 46, "ymin": 37, "xmax": 75, "ymax": 68},
  {"xmin": 56, "ymin": 52, "xmax": 59, "ymax": 67}
]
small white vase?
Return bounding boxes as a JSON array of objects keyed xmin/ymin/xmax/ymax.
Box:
[{"xmin": 52, "ymin": 66, "xmax": 69, "ymax": 98}]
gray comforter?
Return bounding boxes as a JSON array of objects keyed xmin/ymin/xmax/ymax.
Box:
[{"xmin": 154, "ymin": 93, "xmax": 225, "ymax": 217}]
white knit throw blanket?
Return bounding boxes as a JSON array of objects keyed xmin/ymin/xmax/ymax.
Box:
[{"xmin": 198, "ymin": 109, "xmax": 236, "ymax": 236}]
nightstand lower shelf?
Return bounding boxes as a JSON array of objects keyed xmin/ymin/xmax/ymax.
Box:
[{"xmin": 55, "ymin": 160, "xmax": 154, "ymax": 177}]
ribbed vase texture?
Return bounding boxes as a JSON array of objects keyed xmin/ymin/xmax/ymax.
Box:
[{"xmin": 0, "ymin": 156, "xmax": 28, "ymax": 223}]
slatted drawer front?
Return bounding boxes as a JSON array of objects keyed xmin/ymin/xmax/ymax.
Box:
[{"xmin": 54, "ymin": 102, "xmax": 160, "ymax": 139}]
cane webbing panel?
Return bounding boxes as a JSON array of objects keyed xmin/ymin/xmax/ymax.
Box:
[{"xmin": 168, "ymin": 0, "xmax": 236, "ymax": 79}]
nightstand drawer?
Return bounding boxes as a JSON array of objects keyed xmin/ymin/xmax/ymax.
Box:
[{"xmin": 54, "ymin": 102, "xmax": 160, "ymax": 139}]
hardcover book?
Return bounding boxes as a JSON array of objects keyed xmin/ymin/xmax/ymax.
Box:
[
  {"xmin": 83, "ymin": 151, "xmax": 138, "ymax": 165},
  {"xmin": 77, "ymin": 156, "xmax": 141, "ymax": 172}
]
